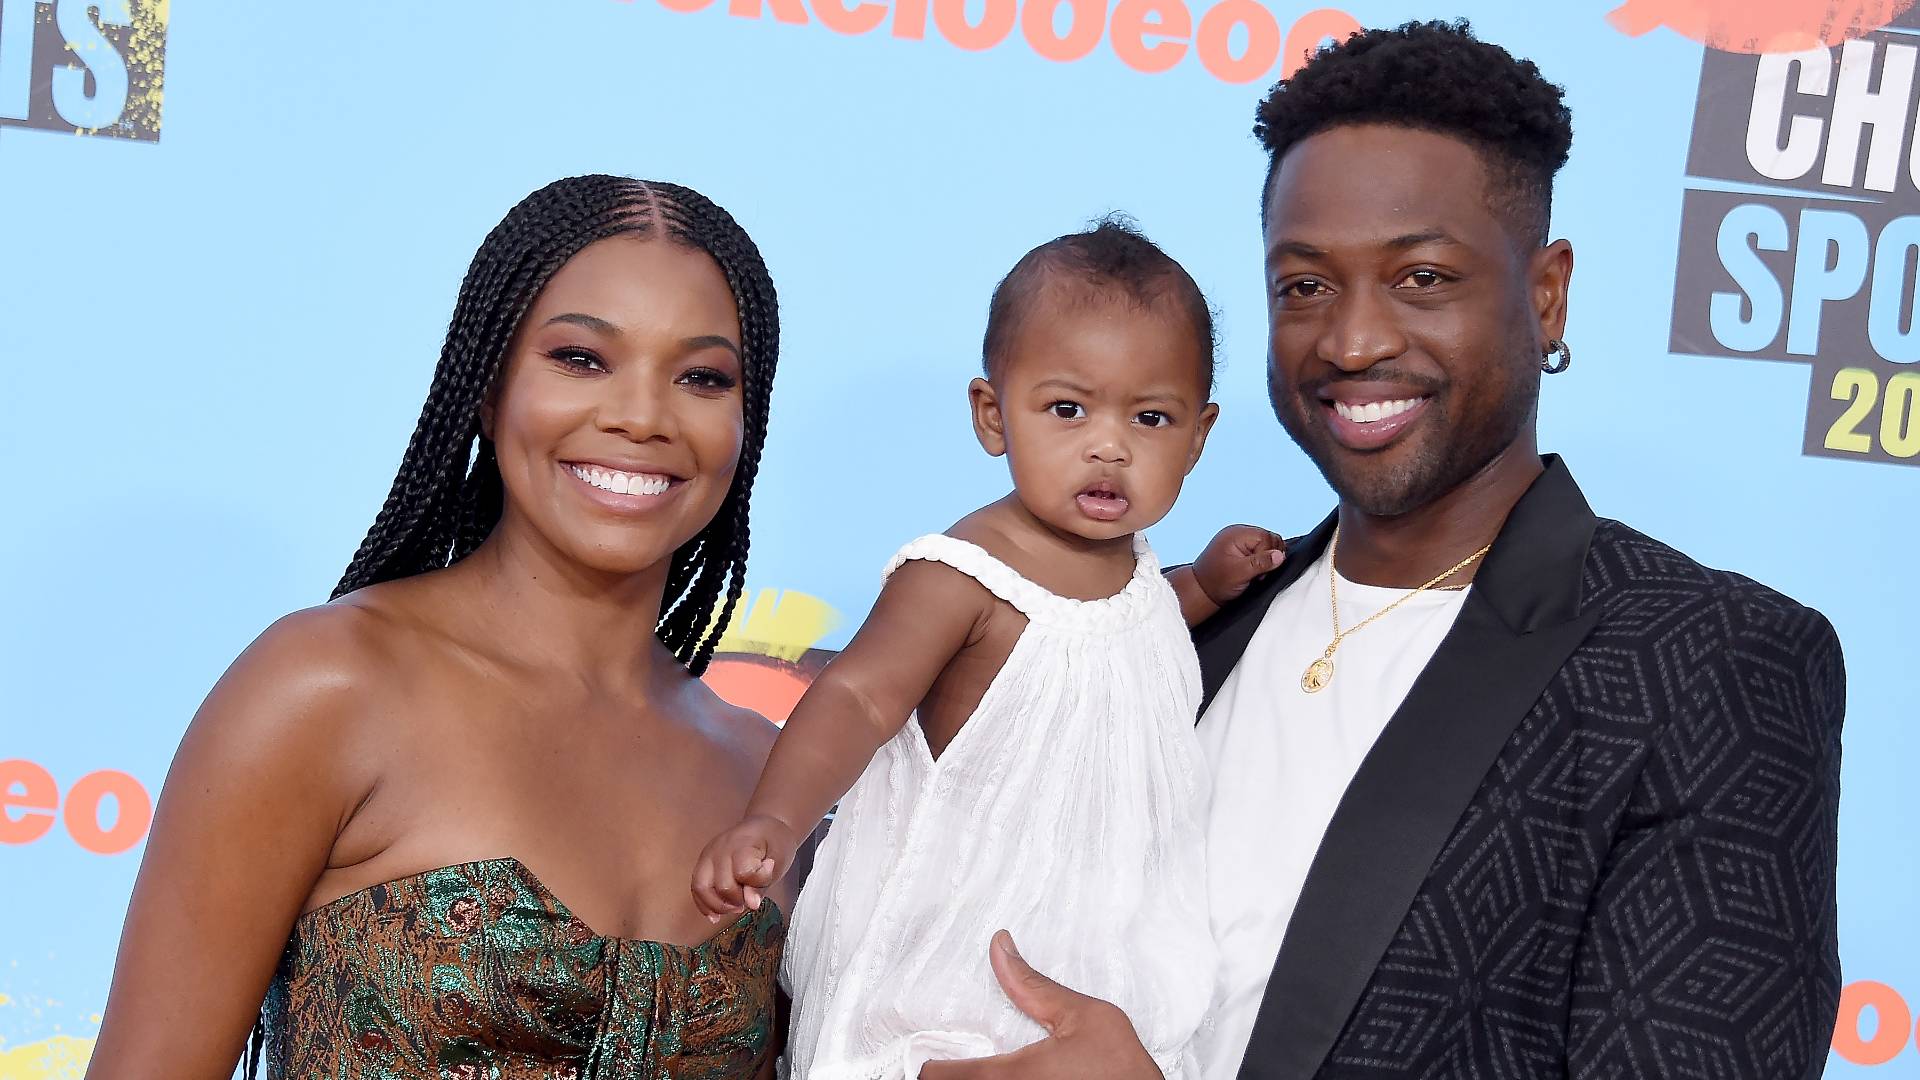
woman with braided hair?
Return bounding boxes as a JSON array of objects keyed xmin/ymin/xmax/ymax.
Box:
[{"xmin": 89, "ymin": 175, "xmax": 794, "ymax": 1079}]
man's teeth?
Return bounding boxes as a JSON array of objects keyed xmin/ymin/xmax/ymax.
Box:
[
  {"xmin": 1334, "ymin": 398, "xmax": 1423, "ymax": 424},
  {"xmin": 569, "ymin": 464, "xmax": 671, "ymax": 496}
]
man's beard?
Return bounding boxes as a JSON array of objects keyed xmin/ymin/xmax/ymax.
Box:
[{"xmin": 1272, "ymin": 368, "xmax": 1537, "ymax": 519}]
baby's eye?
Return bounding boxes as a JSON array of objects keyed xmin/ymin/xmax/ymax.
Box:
[
  {"xmin": 1049, "ymin": 401, "xmax": 1086, "ymax": 420},
  {"xmin": 1136, "ymin": 411, "xmax": 1172, "ymax": 428}
]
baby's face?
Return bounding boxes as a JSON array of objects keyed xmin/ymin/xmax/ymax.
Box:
[{"xmin": 973, "ymin": 292, "xmax": 1217, "ymax": 543}]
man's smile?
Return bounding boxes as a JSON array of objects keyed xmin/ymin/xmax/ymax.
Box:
[{"xmin": 1313, "ymin": 385, "xmax": 1435, "ymax": 451}]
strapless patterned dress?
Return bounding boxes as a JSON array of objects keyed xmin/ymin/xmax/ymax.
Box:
[{"xmin": 254, "ymin": 857, "xmax": 785, "ymax": 1079}]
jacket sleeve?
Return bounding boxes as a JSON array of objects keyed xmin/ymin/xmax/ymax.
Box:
[{"xmin": 1566, "ymin": 596, "xmax": 1845, "ymax": 1080}]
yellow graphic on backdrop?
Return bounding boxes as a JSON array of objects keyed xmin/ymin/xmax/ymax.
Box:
[{"xmin": 0, "ymin": 1036, "xmax": 94, "ymax": 1079}]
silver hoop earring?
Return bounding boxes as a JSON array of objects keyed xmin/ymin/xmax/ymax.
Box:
[{"xmin": 1541, "ymin": 339, "xmax": 1571, "ymax": 374}]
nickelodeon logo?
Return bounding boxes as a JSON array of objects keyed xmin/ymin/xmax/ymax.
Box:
[
  {"xmin": 0, "ymin": 0, "xmax": 166, "ymax": 141},
  {"xmin": 0, "ymin": 759, "xmax": 151, "ymax": 855},
  {"xmin": 620, "ymin": 0, "xmax": 1360, "ymax": 84}
]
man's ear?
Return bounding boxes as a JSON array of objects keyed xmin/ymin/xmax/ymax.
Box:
[
  {"xmin": 970, "ymin": 377, "xmax": 1007, "ymax": 457},
  {"xmin": 1531, "ymin": 238, "xmax": 1573, "ymax": 345}
]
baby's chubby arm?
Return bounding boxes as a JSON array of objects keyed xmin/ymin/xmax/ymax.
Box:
[
  {"xmin": 1167, "ymin": 524, "xmax": 1286, "ymax": 626},
  {"xmin": 691, "ymin": 559, "xmax": 991, "ymax": 919}
]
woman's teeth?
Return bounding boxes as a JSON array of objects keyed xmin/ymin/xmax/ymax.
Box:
[
  {"xmin": 1333, "ymin": 398, "xmax": 1422, "ymax": 424},
  {"xmin": 569, "ymin": 464, "xmax": 671, "ymax": 496}
]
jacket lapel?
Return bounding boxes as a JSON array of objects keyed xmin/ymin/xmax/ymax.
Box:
[{"xmin": 1235, "ymin": 457, "xmax": 1602, "ymax": 1080}]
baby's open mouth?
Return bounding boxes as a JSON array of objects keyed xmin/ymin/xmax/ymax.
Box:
[{"xmin": 1076, "ymin": 485, "xmax": 1129, "ymax": 522}]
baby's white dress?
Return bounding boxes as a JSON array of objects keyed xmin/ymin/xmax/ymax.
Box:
[{"xmin": 781, "ymin": 533, "xmax": 1217, "ymax": 1080}]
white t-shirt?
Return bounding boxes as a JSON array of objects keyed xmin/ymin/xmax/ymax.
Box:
[{"xmin": 1193, "ymin": 551, "xmax": 1470, "ymax": 1080}]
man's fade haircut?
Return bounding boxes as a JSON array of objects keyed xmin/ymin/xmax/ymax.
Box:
[
  {"xmin": 1254, "ymin": 19, "xmax": 1573, "ymax": 247},
  {"xmin": 983, "ymin": 214, "xmax": 1218, "ymax": 393}
]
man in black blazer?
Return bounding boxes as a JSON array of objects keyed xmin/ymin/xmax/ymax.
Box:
[{"xmin": 938, "ymin": 19, "xmax": 1845, "ymax": 1080}]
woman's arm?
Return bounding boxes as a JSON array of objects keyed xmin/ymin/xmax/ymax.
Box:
[
  {"xmin": 87, "ymin": 608, "xmax": 376, "ymax": 1078},
  {"xmin": 691, "ymin": 559, "xmax": 988, "ymax": 916}
]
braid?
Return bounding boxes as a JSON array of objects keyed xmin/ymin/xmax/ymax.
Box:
[{"xmin": 335, "ymin": 175, "xmax": 781, "ymax": 675}]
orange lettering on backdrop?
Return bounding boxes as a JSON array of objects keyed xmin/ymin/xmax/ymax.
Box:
[
  {"xmin": 0, "ymin": 759, "xmax": 58, "ymax": 845},
  {"xmin": 1023, "ymin": 0, "xmax": 1106, "ymax": 62},
  {"xmin": 64, "ymin": 769, "xmax": 153, "ymax": 856},
  {"xmin": 1832, "ymin": 981, "xmax": 1914, "ymax": 1065},
  {"xmin": 893, "ymin": 0, "xmax": 931, "ymax": 39},
  {"xmin": 934, "ymin": 0, "xmax": 1018, "ymax": 50},
  {"xmin": 730, "ymin": 0, "xmax": 812, "ymax": 24},
  {"xmin": 1280, "ymin": 7, "xmax": 1360, "ymax": 78},
  {"xmin": 657, "ymin": 0, "xmax": 719, "ymax": 13},
  {"xmin": 818, "ymin": 0, "xmax": 889, "ymax": 34},
  {"xmin": 1195, "ymin": 0, "xmax": 1280, "ymax": 83},
  {"xmin": 1111, "ymin": 0, "xmax": 1191, "ymax": 73},
  {"xmin": 1606, "ymin": 0, "xmax": 1917, "ymax": 53}
]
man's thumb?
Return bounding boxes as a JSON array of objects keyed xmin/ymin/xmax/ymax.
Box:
[{"xmin": 989, "ymin": 930, "xmax": 1071, "ymax": 1033}]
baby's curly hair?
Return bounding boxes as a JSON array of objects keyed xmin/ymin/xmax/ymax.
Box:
[{"xmin": 1254, "ymin": 19, "xmax": 1572, "ymax": 246}]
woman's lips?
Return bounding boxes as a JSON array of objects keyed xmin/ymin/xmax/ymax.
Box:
[{"xmin": 561, "ymin": 461, "xmax": 684, "ymax": 513}]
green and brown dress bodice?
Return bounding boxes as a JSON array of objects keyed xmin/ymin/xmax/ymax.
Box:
[{"xmin": 256, "ymin": 857, "xmax": 785, "ymax": 1079}]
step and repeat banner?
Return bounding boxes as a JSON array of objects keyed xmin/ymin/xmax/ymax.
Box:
[{"xmin": 2, "ymin": 0, "xmax": 1917, "ymax": 1075}]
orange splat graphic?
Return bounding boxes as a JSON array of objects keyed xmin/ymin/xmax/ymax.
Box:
[
  {"xmin": 703, "ymin": 657, "xmax": 816, "ymax": 725},
  {"xmin": 1608, "ymin": 0, "xmax": 1916, "ymax": 52}
]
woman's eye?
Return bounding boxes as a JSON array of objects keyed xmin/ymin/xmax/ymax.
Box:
[
  {"xmin": 1049, "ymin": 402, "xmax": 1086, "ymax": 420},
  {"xmin": 548, "ymin": 348, "xmax": 606, "ymax": 372},
  {"xmin": 680, "ymin": 367, "xmax": 738, "ymax": 391},
  {"xmin": 1136, "ymin": 411, "xmax": 1172, "ymax": 428}
]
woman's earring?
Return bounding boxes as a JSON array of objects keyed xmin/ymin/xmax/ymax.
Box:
[{"xmin": 1541, "ymin": 339, "xmax": 1572, "ymax": 374}]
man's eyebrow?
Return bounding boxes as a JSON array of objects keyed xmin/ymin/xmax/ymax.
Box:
[
  {"xmin": 1267, "ymin": 239, "xmax": 1326, "ymax": 264},
  {"xmin": 1383, "ymin": 229, "xmax": 1465, "ymax": 250},
  {"xmin": 1267, "ymin": 231, "xmax": 1465, "ymax": 265}
]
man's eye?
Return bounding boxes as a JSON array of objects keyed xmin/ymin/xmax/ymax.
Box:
[
  {"xmin": 1280, "ymin": 279, "xmax": 1329, "ymax": 300},
  {"xmin": 1399, "ymin": 269, "xmax": 1445, "ymax": 288},
  {"xmin": 1049, "ymin": 402, "xmax": 1086, "ymax": 420},
  {"xmin": 1137, "ymin": 411, "xmax": 1172, "ymax": 428}
]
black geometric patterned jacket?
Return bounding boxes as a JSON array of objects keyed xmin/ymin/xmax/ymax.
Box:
[{"xmin": 1193, "ymin": 456, "xmax": 1846, "ymax": 1080}]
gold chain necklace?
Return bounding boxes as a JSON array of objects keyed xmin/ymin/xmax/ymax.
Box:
[{"xmin": 1300, "ymin": 528, "xmax": 1493, "ymax": 694}]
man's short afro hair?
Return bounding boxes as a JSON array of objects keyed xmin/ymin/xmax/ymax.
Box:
[{"xmin": 1254, "ymin": 19, "xmax": 1573, "ymax": 245}]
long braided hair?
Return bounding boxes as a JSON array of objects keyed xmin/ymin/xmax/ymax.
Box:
[{"xmin": 331, "ymin": 175, "xmax": 779, "ymax": 676}]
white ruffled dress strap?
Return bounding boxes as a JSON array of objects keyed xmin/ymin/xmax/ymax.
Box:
[
  {"xmin": 881, "ymin": 533, "xmax": 1164, "ymax": 629},
  {"xmin": 883, "ymin": 534, "xmax": 1055, "ymax": 619}
]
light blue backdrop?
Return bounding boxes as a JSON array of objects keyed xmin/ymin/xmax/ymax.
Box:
[{"xmin": 1, "ymin": 1, "xmax": 1914, "ymax": 1074}]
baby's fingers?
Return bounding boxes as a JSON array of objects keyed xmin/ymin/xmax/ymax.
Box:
[
  {"xmin": 733, "ymin": 851, "xmax": 778, "ymax": 912},
  {"xmin": 693, "ymin": 850, "xmax": 748, "ymax": 920}
]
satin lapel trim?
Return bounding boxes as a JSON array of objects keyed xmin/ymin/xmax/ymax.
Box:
[
  {"xmin": 1195, "ymin": 513, "xmax": 1337, "ymax": 715},
  {"xmin": 1236, "ymin": 592, "xmax": 1602, "ymax": 1080}
]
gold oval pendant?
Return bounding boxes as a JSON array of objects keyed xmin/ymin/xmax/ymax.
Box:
[{"xmin": 1302, "ymin": 657, "xmax": 1334, "ymax": 693}]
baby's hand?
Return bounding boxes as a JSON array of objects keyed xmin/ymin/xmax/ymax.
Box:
[
  {"xmin": 1193, "ymin": 524, "xmax": 1286, "ymax": 607},
  {"xmin": 691, "ymin": 814, "xmax": 800, "ymax": 921}
]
